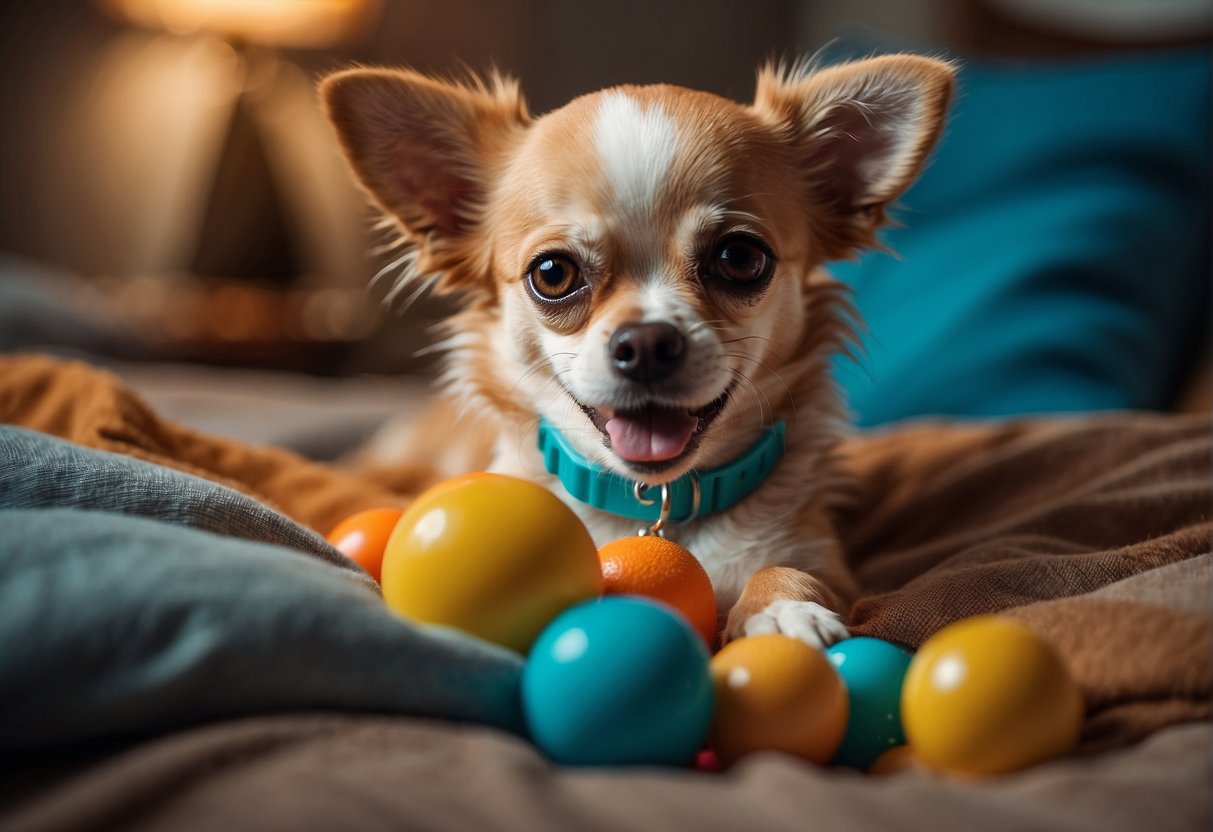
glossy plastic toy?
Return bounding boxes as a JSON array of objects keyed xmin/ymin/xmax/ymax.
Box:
[
  {"xmin": 380, "ymin": 473, "xmax": 602, "ymax": 654},
  {"xmin": 326, "ymin": 507, "xmax": 403, "ymax": 582},
  {"xmin": 597, "ymin": 535, "xmax": 718, "ymax": 648},
  {"xmin": 901, "ymin": 616, "xmax": 1083, "ymax": 775},
  {"xmin": 522, "ymin": 596, "xmax": 715, "ymax": 766},
  {"xmin": 826, "ymin": 636, "xmax": 914, "ymax": 770},
  {"xmin": 709, "ymin": 634, "xmax": 848, "ymax": 765}
]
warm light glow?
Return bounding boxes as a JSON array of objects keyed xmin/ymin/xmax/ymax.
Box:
[{"xmin": 100, "ymin": 0, "xmax": 383, "ymax": 49}]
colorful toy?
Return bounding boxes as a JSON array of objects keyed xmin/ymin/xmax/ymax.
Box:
[
  {"xmin": 826, "ymin": 636, "xmax": 914, "ymax": 770},
  {"xmin": 364, "ymin": 476, "xmax": 1084, "ymax": 776},
  {"xmin": 325, "ymin": 507, "xmax": 403, "ymax": 582},
  {"xmin": 597, "ymin": 535, "xmax": 718, "ymax": 648},
  {"xmin": 380, "ymin": 474, "xmax": 602, "ymax": 654},
  {"xmin": 709, "ymin": 634, "xmax": 848, "ymax": 765},
  {"xmin": 901, "ymin": 616, "xmax": 1083, "ymax": 775},
  {"xmin": 522, "ymin": 596, "xmax": 715, "ymax": 766}
]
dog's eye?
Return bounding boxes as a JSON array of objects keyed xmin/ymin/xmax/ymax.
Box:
[
  {"xmin": 709, "ymin": 235, "xmax": 774, "ymax": 285},
  {"xmin": 527, "ymin": 255, "xmax": 584, "ymax": 301}
]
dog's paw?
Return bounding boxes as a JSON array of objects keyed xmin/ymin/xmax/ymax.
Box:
[{"xmin": 729, "ymin": 600, "xmax": 849, "ymax": 649}]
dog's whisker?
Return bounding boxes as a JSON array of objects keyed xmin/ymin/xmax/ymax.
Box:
[
  {"xmin": 515, "ymin": 365, "xmax": 585, "ymax": 423},
  {"xmin": 730, "ymin": 366, "xmax": 771, "ymax": 419},
  {"xmin": 530, "ymin": 370, "xmax": 575, "ymax": 405},
  {"xmin": 725, "ymin": 352, "xmax": 800, "ymax": 428},
  {"xmin": 728, "ymin": 367, "xmax": 774, "ymax": 429},
  {"xmin": 521, "ymin": 370, "xmax": 573, "ymax": 412},
  {"xmin": 508, "ymin": 353, "xmax": 578, "ymax": 395},
  {"xmin": 557, "ymin": 394, "xmax": 582, "ymax": 438},
  {"xmin": 721, "ymin": 336, "xmax": 788, "ymax": 366},
  {"xmin": 725, "ymin": 370, "xmax": 759, "ymax": 421}
]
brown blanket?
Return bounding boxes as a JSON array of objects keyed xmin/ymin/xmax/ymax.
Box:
[
  {"xmin": 837, "ymin": 418, "xmax": 1212, "ymax": 749},
  {"xmin": 2, "ymin": 354, "xmax": 1210, "ymax": 831}
]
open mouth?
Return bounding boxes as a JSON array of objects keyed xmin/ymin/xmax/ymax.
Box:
[{"xmin": 576, "ymin": 387, "xmax": 732, "ymax": 473}]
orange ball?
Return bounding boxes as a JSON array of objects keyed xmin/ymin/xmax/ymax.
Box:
[
  {"xmin": 709, "ymin": 634, "xmax": 849, "ymax": 765},
  {"xmin": 325, "ymin": 507, "xmax": 403, "ymax": 582},
  {"xmin": 597, "ymin": 535, "xmax": 718, "ymax": 648}
]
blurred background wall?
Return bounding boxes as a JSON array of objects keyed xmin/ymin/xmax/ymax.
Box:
[{"xmin": 0, "ymin": 0, "xmax": 1207, "ymax": 376}]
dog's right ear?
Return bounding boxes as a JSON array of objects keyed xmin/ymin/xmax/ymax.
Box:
[{"xmin": 320, "ymin": 68, "xmax": 530, "ymax": 293}]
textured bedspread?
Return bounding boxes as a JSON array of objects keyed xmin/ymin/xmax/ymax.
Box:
[{"xmin": 1, "ymin": 354, "xmax": 1209, "ymax": 831}]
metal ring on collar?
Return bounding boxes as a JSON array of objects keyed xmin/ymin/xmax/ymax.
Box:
[{"xmin": 632, "ymin": 472, "xmax": 701, "ymax": 536}]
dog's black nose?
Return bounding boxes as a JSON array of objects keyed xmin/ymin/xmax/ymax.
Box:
[{"xmin": 609, "ymin": 321, "xmax": 686, "ymax": 383}]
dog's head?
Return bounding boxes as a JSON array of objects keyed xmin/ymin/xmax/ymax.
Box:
[{"xmin": 322, "ymin": 57, "xmax": 953, "ymax": 484}]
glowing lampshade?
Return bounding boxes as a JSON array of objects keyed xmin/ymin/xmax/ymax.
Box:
[{"xmin": 100, "ymin": 0, "xmax": 383, "ymax": 49}]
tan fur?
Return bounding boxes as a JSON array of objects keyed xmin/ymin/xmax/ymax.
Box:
[{"xmin": 322, "ymin": 56, "xmax": 954, "ymax": 648}]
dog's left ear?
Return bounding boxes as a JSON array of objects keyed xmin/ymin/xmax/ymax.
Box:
[{"xmin": 754, "ymin": 55, "xmax": 955, "ymax": 258}]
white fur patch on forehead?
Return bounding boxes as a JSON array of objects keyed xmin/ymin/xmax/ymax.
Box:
[
  {"xmin": 593, "ymin": 92, "xmax": 678, "ymax": 215},
  {"xmin": 636, "ymin": 279, "xmax": 695, "ymax": 324}
]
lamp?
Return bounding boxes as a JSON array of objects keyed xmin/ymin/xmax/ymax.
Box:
[
  {"xmin": 96, "ymin": 0, "xmax": 383, "ymax": 288},
  {"xmin": 85, "ymin": 0, "xmax": 385, "ymax": 367}
]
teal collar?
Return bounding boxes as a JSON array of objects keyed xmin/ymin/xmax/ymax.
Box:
[{"xmin": 537, "ymin": 418, "xmax": 786, "ymax": 525}]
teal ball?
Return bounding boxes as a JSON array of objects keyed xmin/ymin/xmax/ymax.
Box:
[
  {"xmin": 827, "ymin": 636, "xmax": 914, "ymax": 769},
  {"xmin": 522, "ymin": 596, "xmax": 714, "ymax": 766}
]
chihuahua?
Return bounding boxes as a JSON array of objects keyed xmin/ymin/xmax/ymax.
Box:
[{"xmin": 321, "ymin": 55, "xmax": 953, "ymax": 648}]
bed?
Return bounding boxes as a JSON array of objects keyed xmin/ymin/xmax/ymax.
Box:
[{"xmin": 0, "ymin": 353, "xmax": 1208, "ymax": 832}]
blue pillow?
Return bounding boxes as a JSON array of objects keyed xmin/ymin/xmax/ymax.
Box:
[{"xmin": 829, "ymin": 49, "xmax": 1211, "ymax": 427}]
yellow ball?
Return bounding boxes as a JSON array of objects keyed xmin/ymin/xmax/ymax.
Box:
[
  {"xmin": 709, "ymin": 634, "xmax": 849, "ymax": 765},
  {"xmin": 902, "ymin": 616, "xmax": 1083, "ymax": 775},
  {"xmin": 381, "ymin": 474, "xmax": 601, "ymax": 654}
]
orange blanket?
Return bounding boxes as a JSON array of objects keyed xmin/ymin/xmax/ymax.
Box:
[{"xmin": 1, "ymin": 353, "xmax": 1209, "ymax": 753}]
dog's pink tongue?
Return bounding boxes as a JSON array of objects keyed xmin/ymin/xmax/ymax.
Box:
[{"xmin": 606, "ymin": 409, "xmax": 698, "ymax": 462}]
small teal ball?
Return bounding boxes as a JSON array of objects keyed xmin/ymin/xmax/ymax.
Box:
[
  {"xmin": 522, "ymin": 596, "xmax": 714, "ymax": 766},
  {"xmin": 827, "ymin": 636, "xmax": 914, "ymax": 769}
]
